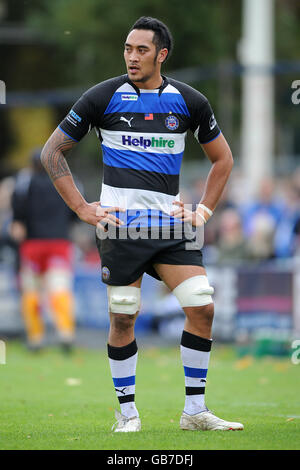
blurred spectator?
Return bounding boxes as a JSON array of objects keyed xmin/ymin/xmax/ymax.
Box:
[
  {"xmin": 232, "ymin": 176, "xmax": 286, "ymax": 261},
  {"xmin": 217, "ymin": 208, "xmax": 249, "ymax": 263},
  {"xmin": 0, "ymin": 177, "xmax": 18, "ymax": 266},
  {"xmin": 0, "ymin": 177, "xmax": 14, "ymax": 236},
  {"xmin": 10, "ymin": 149, "xmax": 80, "ymax": 352},
  {"xmin": 246, "ymin": 211, "xmax": 276, "ymax": 260},
  {"xmin": 273, "ymin": 180, "xmax": 300, "ymax": 258},
  {"xmin": 240, "ymin": 177, "xmax": 284, "ymax": 238}
]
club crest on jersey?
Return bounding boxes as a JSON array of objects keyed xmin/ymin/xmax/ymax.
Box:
[
  {"xmin": 102, "ymin": 266, "xmax": 110, "ymax": 281},
  {"xmin": 165, "ymin": 115, "xmax": 179, "ymax": 130}
]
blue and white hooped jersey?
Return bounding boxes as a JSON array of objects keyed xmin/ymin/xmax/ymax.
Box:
[{"xmin": 59, "ymin": 75, "xmax": 221, "ymax": 228}]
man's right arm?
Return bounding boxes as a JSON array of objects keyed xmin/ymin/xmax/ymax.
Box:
[{"xmin": 41, "ymin": 127, "xmax": 123, "ymax": 228}]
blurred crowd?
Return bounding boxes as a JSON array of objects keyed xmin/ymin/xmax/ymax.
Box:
[
  {"xmin": 185, "ymin": 169, "xmax": 300, "ymax": 265},
  {"xmin": 184, "ymin": 169, "xmax": 300, "ymax": 264},
  {"xmin": 1, "ymin": 166, "xmax": 300, "ymax": 268}
]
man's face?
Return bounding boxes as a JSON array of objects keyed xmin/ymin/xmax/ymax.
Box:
[{"xmin": 124, "ymin": 29, "xmax": 165, "ymax": 85}]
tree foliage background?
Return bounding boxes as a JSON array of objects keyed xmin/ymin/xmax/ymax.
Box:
[
  {"xmin": 1, "ymin": 0, "xmax": 300, "ymax": 178},
  {"xmin": 26, "ymin": 0, "xmax": 242, "ymax": 87}
]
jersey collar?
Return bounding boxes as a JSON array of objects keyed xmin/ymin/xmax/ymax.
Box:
[{"xmin": 126, "ymin": 75, "xmax": 169, "ymax": 96}]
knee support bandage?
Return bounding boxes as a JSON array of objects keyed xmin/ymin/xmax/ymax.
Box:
[
  {"xmin": 107, "ymin": 286, "xmax": 141, "ymax": 315},
  {"xmin": 172, "ymin": 275, "xmax": 214, "ymax": 308},
  {"xmin": 20, "ymin": 267, "xmax": 39, "ymax": 292},
  {"xmin": 45, "ymin": 268, "xmax": 72, "ymax": 292}
]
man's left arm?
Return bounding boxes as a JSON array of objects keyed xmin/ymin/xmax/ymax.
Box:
[
  {"xmin": 171, "ymin": 133, "xmax": 233, "ymax": 226},
  {"xmin": 199, "ymin": 132, "xmax": 233, "ymax": 213}
]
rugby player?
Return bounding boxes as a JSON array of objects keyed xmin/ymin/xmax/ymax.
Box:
[
  {"xmin": 41, "ymin": 17, "xmax": 243, "ymax": 432},
  {"xmin": 11, "ymin": 149, "xmax": 76, "ymax": 352}
]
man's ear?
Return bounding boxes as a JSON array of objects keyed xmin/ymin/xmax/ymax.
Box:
[{"xmin": 157, "ymin": 48, "xmax": 168, "ymax": 64}]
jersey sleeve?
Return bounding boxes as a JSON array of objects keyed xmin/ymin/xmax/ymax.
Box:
[
  {"xmin": 168, "ymin": 78, "xmax": 221, "ymax": 145},
  {"xmin": 58, "ymin": 92, "xmax": 96, "ymax": 142},
  {"xmin": 192, "ymin": 98, "xmax": 221, "ymax": 145}
]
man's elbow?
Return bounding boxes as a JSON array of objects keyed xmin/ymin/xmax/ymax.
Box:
[
  {"xmin": 40, "ymin": 142, "xmax": 49, "ymax": 169},
  {"xmin": 225, "ymin": 149, "xmax": 234, "ymax": 173}
]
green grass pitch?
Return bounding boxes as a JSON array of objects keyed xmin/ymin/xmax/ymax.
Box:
[{"xmin": 0, "ymin": 340, "xmax": 299, "ymax": 450}]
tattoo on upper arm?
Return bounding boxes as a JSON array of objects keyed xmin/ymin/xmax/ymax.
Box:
[{"xmin": 41, "ymin": 130, "xmax": 77, "ymax": 181}]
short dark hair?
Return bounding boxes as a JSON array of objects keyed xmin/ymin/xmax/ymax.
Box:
[{"xmin": 129, "ymin": 16, "xmax": 173, "ymax": 62}]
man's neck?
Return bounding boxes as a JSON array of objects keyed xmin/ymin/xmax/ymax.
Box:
[{"xmin": 133, "ymin": 75, "xmax": 163, "ymax": 90}]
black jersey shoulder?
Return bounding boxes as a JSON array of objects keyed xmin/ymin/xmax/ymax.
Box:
[
  {"xmin": 167, "ymin": 78, "xmax": 210, "ymax": 131},
  {"xmin": 167, "ymin": 78, "xmax": 209, "ymax": 106},
  {"xmin": 166, "ymin": 77, "xmax": 221, "ymax": 143},
  {"xmin": 81, "ymin": 75, "xmax": 128, "ymax": 114},
  {"xmin": 59, "ymin": 75, "xmax": 128, "ymax": 142}
]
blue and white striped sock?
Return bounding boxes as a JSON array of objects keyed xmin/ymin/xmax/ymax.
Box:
[
  {"xmin": 107, "ymin": 339, "xmax": 139, "ymax": 419},
  {"xmin": 180, "ymin": 330, "xmax": 212, "ymax": 415}
]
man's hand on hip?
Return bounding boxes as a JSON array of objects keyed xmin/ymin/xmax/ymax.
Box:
[
  {"xmin": 171, "ymin": 201, "xmax": 211, "ymax": 227},
  {"xmin": 76, "ymin": 201, "xmax": 125, "ymax": 230}
]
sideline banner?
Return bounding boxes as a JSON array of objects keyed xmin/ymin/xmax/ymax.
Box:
[
  {"xmin": 0, "ymin": 261, "xmax": 296, "ymax": 341},
  {"xmin": 235, "ymin": 266, "xmax": 293, "ymax": 339}
]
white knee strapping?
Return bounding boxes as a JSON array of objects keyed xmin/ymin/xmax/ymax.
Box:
[
  {"xmin": 108, "ymin": 286, "xmax": 141, "ymax": 315},
  {"xmin": 172, "ymin": 275, "xmax": 214, "ymax": 308},
  {"xmin": 45, "ymin": 268, "xmax": 72, "ymax": 292},
  {"xmin": 20, "ymin": 268, "xmax": 40, "ymax": 292}
]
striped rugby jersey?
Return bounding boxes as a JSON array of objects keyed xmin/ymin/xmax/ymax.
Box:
[{"xmin": 59, "ymin": 74, "xmax": 221, "ymax": 228}]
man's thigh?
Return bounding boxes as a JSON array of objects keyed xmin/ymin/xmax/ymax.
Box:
[{"xmin": 153, "ymin": 264, "xmax": 207, "ymax": 291}]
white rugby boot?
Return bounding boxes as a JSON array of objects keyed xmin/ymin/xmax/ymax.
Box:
[
  {"xmin": 111, "ymin": 410, "xmax": 141, "ymax": 433},
  {"xmin": 180, "ymin": 408, "xmax": 244, "ymax": 431}
]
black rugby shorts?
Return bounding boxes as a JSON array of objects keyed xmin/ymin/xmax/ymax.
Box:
[{"xmin": 95, "ymin": 228, "xmax": 204, "ymax": 286}]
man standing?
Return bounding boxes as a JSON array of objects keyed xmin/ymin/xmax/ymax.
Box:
[
  {"xmin": 11, "ymin": 149, "xmax": 77, "ymax": 352},
  {"xmin": 41, "ymin": 17, "xmax": 243, "ymax": 432}
]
